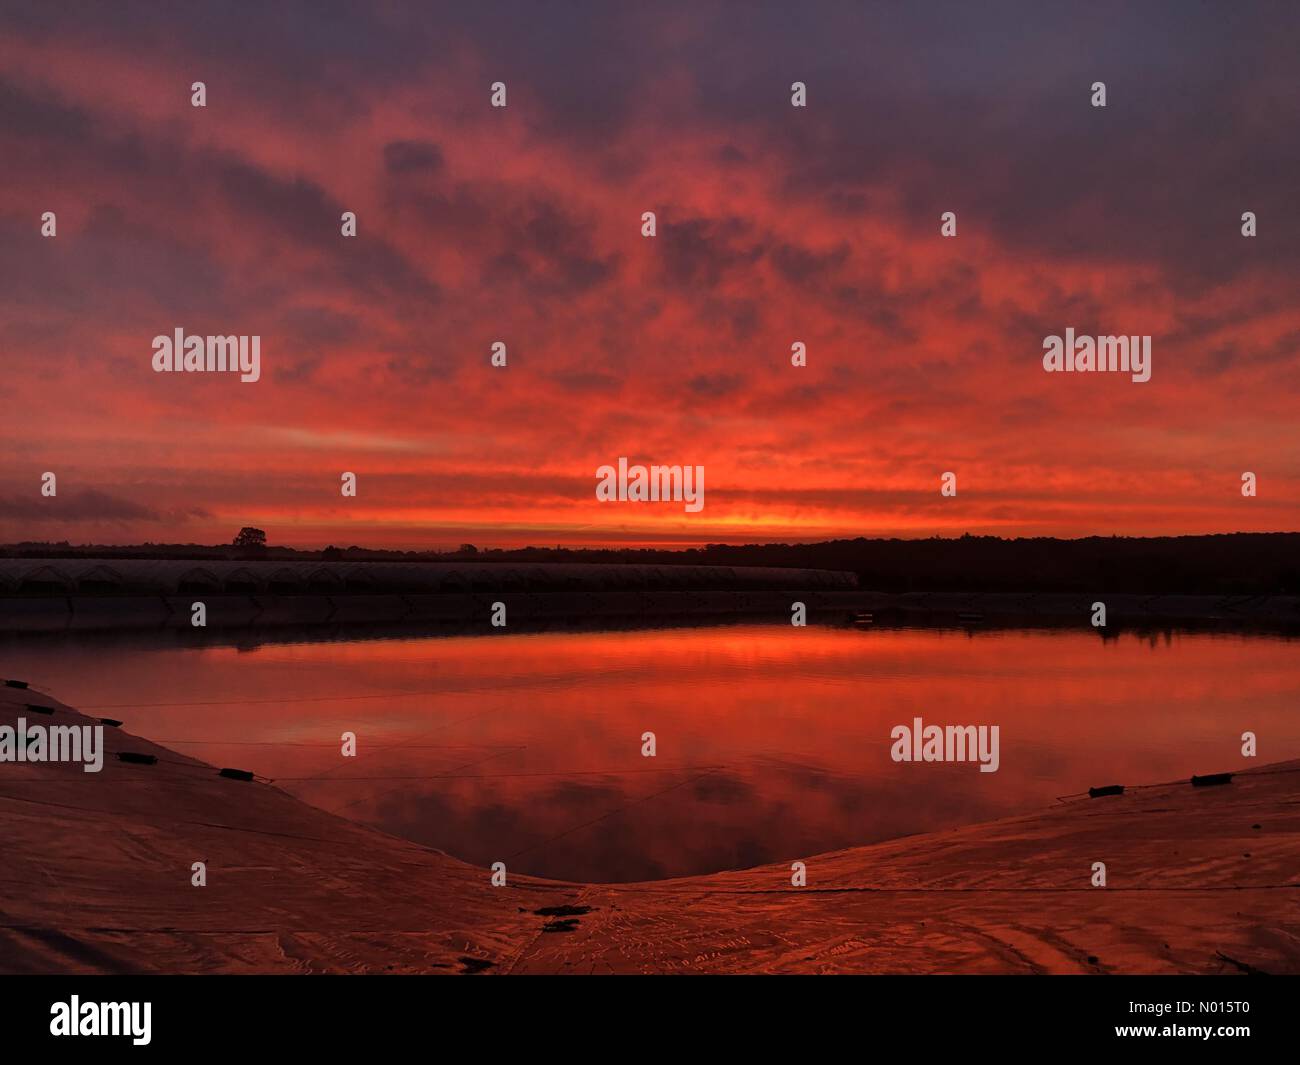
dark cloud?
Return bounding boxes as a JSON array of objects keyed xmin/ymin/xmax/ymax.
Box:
[
  {"xmin": 771, "ymin": 241, "xmax": 850, "ymax": 285},
  {"xmin": 383, "ymin": 140, "xmax": 444, "ymax": 175},
  {"xmin": 480, "ymin": 198, "xmax": 619, "ymax": 296},
  {"xmin": 659, "ymin": 216, "xmax": 765, "ymax": 289},
  {"xmin": 687, "ymin": 373, "xmax": 745, "ymax": 399},
  {"xmin": 0, "ymin": 489, "xmax": 162, "ymax": 523}
]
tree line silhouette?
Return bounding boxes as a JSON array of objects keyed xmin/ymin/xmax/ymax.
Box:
[{"xmin": 2, "ymin": 532, "xmax": 1298, "ymax": 595}]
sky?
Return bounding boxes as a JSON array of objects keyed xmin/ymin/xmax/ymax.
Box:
[{"xmin": 1, "ymin": 0, "xmax": 1298, "ymax": 549}]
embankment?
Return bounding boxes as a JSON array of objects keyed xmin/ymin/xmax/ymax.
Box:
[
  {"xmin": 1, "ymin": 558, "xmax": 1299, "ymax": 633},
  {"xmin": 1, "ymin": 681, "xmax": 1296, "ymax": 974}
]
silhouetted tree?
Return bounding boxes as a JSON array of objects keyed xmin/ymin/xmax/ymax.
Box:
[{"xmin": 233, "ymin": 527, "xmax": 267, "ymax": 559}]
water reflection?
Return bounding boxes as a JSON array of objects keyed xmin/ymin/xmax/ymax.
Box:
[{"xmin": 4, "ymin": 624, "xmax": 1298, "ymax": 882}]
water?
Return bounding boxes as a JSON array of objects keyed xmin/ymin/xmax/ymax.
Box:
[{"xmin": 5, "ymin": 623, "xmax": 1298, "ymax": 883}]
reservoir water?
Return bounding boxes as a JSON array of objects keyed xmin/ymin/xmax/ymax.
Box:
[{"xmin": 5, "ymin": 623, "xmax": 1297, "ymax": 882}]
